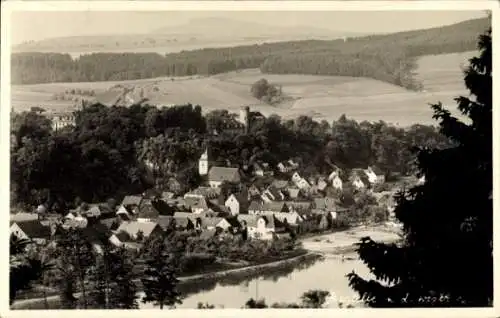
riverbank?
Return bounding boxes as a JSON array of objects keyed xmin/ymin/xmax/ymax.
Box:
[
  {"xmin": 11, "ymin": 249, "xmax": 316, "ymax": 309},
  {"xmin": 12, "ymin": 223, "xmax": 401, "ymax": 309},
  {"xmin": 300, "ymin": 223, "xmax": 402, "ymax": 255}
]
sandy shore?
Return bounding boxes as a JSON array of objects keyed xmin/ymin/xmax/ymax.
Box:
[{"xmin": 301, "ymin": 224, "xmax": 402, "ymax": 255}]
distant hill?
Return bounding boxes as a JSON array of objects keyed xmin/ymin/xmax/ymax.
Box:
[
  {"xmin": 11, "ymin": 17, "xmax": 490, "ymax": 88},
  {"xmin": 12, "ymin": 17, "xmax": 362, "ymax": 54},
  {"xmin": 151, "ymin": 17, "xmax": 360, "ymax": 39}
]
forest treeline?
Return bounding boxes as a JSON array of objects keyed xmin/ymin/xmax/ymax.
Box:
[{"xmin": 11, "ymin": 17, "xmax": 489, "ymax": 89}]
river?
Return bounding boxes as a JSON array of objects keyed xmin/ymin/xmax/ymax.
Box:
[
  {"xmin": 12, "ymin": 226, "xmax": 400, "ymax": 310},
  {"xmin": 140, "ymin": 254, "xmax": 371, "ymax": 309}
]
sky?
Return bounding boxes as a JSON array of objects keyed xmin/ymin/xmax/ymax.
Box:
[{"xmin": 10, "ymin": 10, "xmax": 488, "ymax": 45}]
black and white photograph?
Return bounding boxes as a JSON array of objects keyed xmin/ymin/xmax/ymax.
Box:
[{"xmin": 4, "ymin": 1, "xmax": 495, "ymax": 312}]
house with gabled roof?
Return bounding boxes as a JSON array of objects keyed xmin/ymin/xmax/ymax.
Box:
[
  {"xmin": 277, "ymin": 162, "xmax": 289, "ymax": 173},
  {"xmin": 364, "ymin": 166, "xmax": 385, "ymax": 184},
  {"xmin": 261, "ymin": 185, "xmax": 285, "ymax": 203},
  {"xmin": 247, "ymin": 184, "xmax": 261, "ymax": 200},
  {"xmin": 273, "ymin": 211, "xmax": 303, "ymax": 226},
  {"xmin": 252, "ymin": 162, "xmax": 265, "ymax": 177},
  {"xmin": 116, "ymin": 205, "xmax": 132, "ymax": 221},
  {"xmin": 157, "ymin": 216, "xmax": 174, "ymax": 231},
  {"xmin": 237, "ymin": 214, "xmax": 279, "ymax": 240},
  {"xmin": 350, "ymin": 169, "xmax": 367, "ymax": 189},
  {"xmin": 10, "ymin": 220, "xmax": 52, "ymax": 244},
  {"xmin": 113, "ymin": 221, "xmax": 162, "ymax": 243},
  {"xmin": 224, "ymin": 193, "xmax": 246, "ymax": 216},
  {"xmin": 121, "ymin": 195, "xmax": 143, "ymax": 208},
  {"xmin": 162, "ymin": 191, "xmax": 175, "ymax": 200},
  {"xmin": 252, "ymin": 162, "xmax": 273, "ymax": 177},
  {"xmin": 272, "ymin": 180, "xmax": 289, "ymax": 190},
  {"xmin": 331, "ymin": 174, "xmax": 343, "ymax": 190},
  {"xmin": 200, "ymin": 228, "xmax": 219, "ymax": 240},
  {"xmin": 285, "ymin": 201, "xmax": 313, "ymax": 212},
  {"xmin": 202, "ymin": 217, "xmax": 232, "ymax": 231},
  {"xmin": 85, "ymin": 203, "xmax": 115, "ymax": 220},
  {"xmin": 248, "ymin": 201, "xmax": 289, "ymax": 215},
  {"xmin": 190, "ymin": 197, "xmax": 210, "ymax": 214},
  {"xmin": 317, "ymin": 179, "xmax": 328, "ymax": 192},
  {"xmin": 136, "ymin": 199, "xmax": 162, "ymax": 222},
  {"xmin": 172, "ymin": 212, "xmax": 196, "ymax": 230},
  {"xmin": 286, "ymin": 187, "xmax": 301, "ymax": 199},
  {"xmin": 208, "ymin": 167, "xmax": 241, "ymax": 188},
  {"xmin": 10, "ymin": 212, "xmax": 39, "ymax": 223},
  {"xmin": 328, "ymin": 167, "xmax": 342, "ymax": 181},
  {"xmin": 100, "ymin": 217, "xmax": 120, "ymax": 231},
  {"xmin": 314, "ymin": 197, "xmax": 338, "ymax": 212},
  {"xmin": 184, "ymin": 186, "xmax": 221, "ymax": 200}
]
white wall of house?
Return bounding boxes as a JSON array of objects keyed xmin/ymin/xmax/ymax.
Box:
[
  {"xmin": 296, "ymin": 178, "xmax": 311, "ymax": 190},
  {"xmin": 328, "ymin": 171, "xmax": 339, "ymax": 181},
  {"xmin": 261, "ymin": 193, "xmax": 273, "ymax": 203},
  {"xmin": 192, "ymin": 202, "xmax": 206, "ymax": 213},
  {"xmin": 256, "ymin": 218, "xmax": 274, "ymax": 240},
  {"xmin": 216, "ymin": 219, "xmax": 231, "ymax": 231},
  {"xmin": 365, "ymin": 169, "xmax": 378, "ymax": 184},
  {"xmin": 209, "ymin": 181, "xmax": 222, "ymax": 188},
  {"xmin": 277, "ymin": 163, "xmax": 287, "ymax": 173},
  {"xmin": 254, "ymin": 169, "xmax": 264, "ymax": 177},
  {"xmin": 292, "ymin": 172, "xmax": 302, "ymax": 183},
  {"xmin": 225, "ymin": 195, "xmax": 240, "ymax": 215},
  {"xmin": 352, "ymin": 178, "xmax": 365, "ymax": 189},
  {"xmin": 332, "ymin": 176, "xmax": 343, "ymax": 189},
  {"xmin": 109, "ymin": 235, "xmax": 123, "ymax": 247}
]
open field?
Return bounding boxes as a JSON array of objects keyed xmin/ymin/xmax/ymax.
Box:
[{"xmin": 11, "ymin": 51, "xmax": 474, "ymax": 126}]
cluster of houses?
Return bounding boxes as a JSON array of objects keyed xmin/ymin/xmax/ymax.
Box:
[{"xmin": 10, "ymin": 141, "xmax": 390, "ymax": 254}]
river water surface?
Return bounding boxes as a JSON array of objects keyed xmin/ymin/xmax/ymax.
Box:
[{"xmin": 140, "ymin": 254, "xmax": 371, "ymax": 309}]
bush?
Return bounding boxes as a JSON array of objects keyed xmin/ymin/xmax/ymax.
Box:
[
  {"xmin": 179, "ymin": 252, "xmax": 216, "ymax": 274},
  {"xmin": 251, "ymin": 78, "xmax": 282, "ymax": 104}
]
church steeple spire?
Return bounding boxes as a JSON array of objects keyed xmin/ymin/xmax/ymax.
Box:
[{"xmin": 199, "ymin": 147, "xmax": 210, "ymax": 176}]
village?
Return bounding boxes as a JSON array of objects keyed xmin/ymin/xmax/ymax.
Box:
[{"xmin": 10, "ymin": 124, "xmax": 408, "ymax": 255}]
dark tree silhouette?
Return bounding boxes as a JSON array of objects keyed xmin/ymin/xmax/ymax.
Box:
[
  {"xmin": 141, "ymin": 238, "xmax": 182, "ymax": 309},
  {"xmin": 9, "ymin": 235, "xmax": 44, "ymax": 305},
  {"xmin": 347, "ymin": 29, "xmax": 492, "ymax": 307}
]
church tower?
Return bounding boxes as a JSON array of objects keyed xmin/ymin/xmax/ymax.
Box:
[
  {"xmin": 199, "ymin": 148, "xmax": 209, "ymax": 176},
  {"xmin": 239, "ymin": 106, "xmax": 250, "ymax": 133}
]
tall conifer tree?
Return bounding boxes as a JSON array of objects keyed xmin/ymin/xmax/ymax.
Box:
[{"xmin": 348, "ymin": 28, "xmax": 492, "ymax": 307}]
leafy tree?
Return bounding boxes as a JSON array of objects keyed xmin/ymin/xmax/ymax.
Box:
[
  {"xmin": 141, "ymin": 238, "xmax": 182, "ymax": 309},
  {"xmin": 251, "ymin": 78, "xmax": 282, "ymax": 104},
  {"xmin": 300, "ymin": 289, "xmax": 331, "ymax": 308},
  {"xmin": 347, "ymin": 29, "xmax": 492, "ymax": 307},
  {"xmin": 244, "ymin": 298, "xmax": 268, "ymax": 308},
  {"xmin": 9, "ymin": 235, "xmax": 44, "ymax": 305}
]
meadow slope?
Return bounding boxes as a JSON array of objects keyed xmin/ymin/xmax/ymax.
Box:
[{"xmin": 11, "ymin": 51, "xmax": 475, "ymax": 126}]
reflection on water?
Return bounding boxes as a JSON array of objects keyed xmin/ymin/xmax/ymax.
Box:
[
  {"xmin": 141, "ymin": 254, "xmax": 371, "ymax": 309},
  {"xmin": 176, "ymin": 254, "xmax": 323, "ymax": 299}
]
